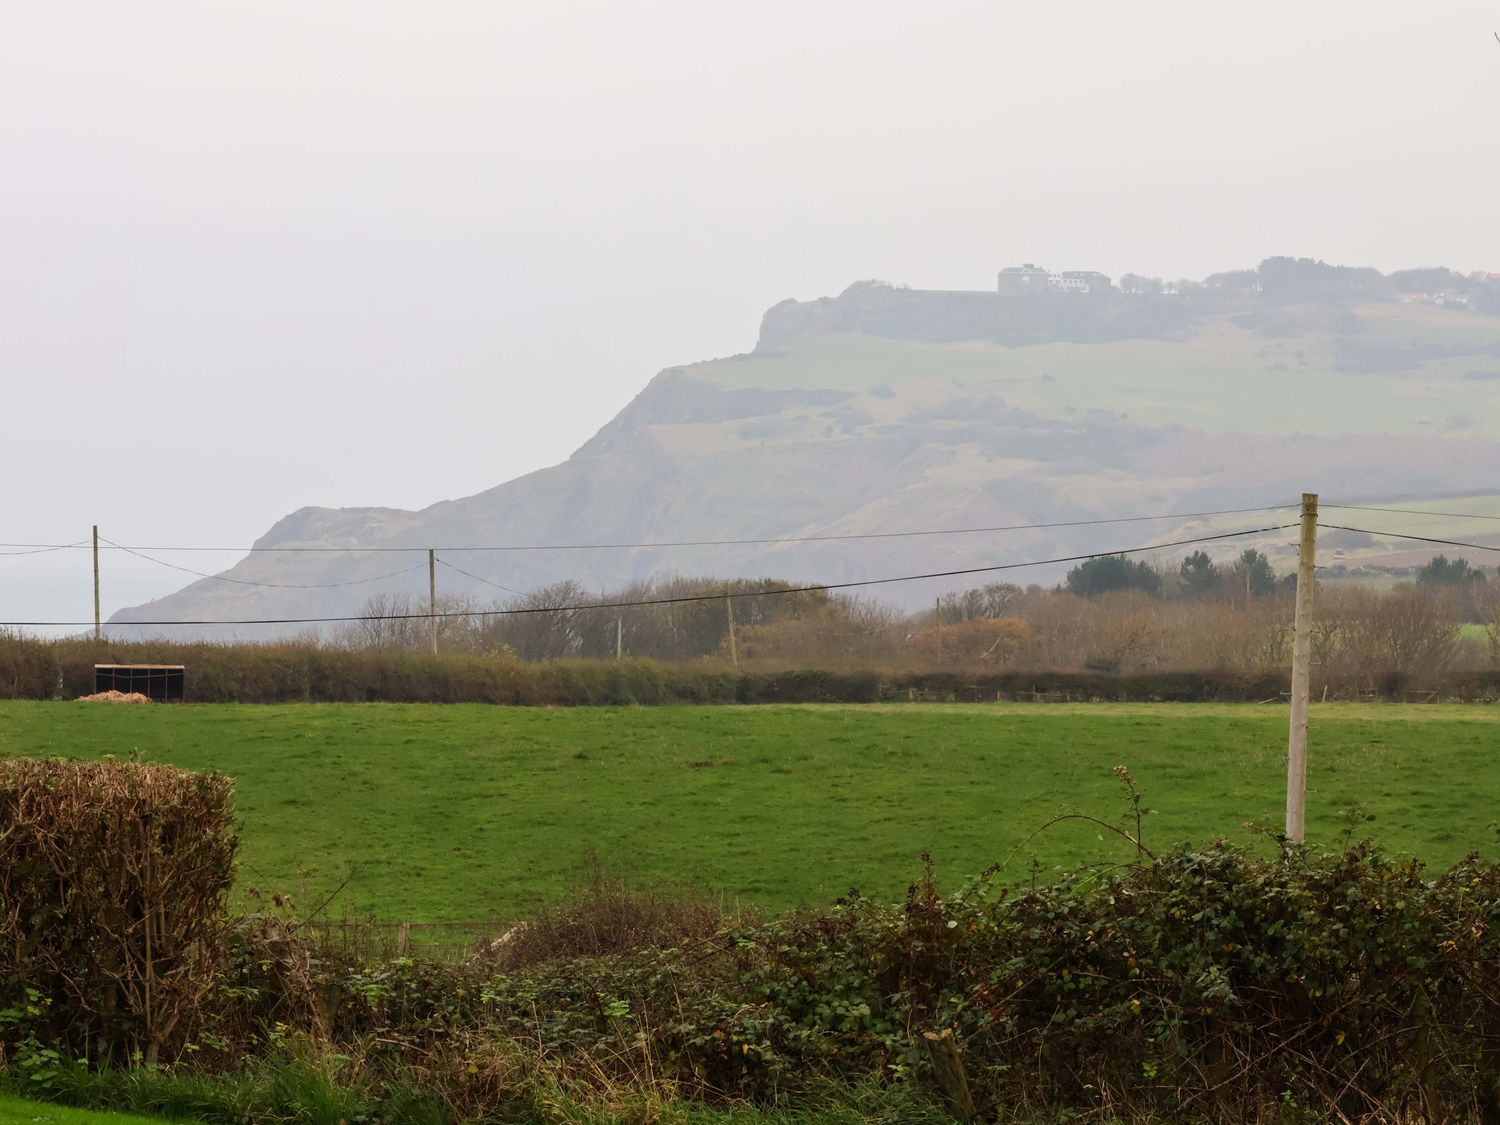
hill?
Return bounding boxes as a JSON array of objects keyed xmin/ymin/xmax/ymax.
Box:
[{"xmin": 109, "ymin": 268, "xmax": 1500, "ymax": 638}]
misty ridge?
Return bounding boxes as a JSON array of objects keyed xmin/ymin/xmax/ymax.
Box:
[
  {"xmin": 104, "ymin": 253, "xmax": 1500, "ymax": 639},
  {"xmin": 758, "ymin": 256, "xmax": 1500, "ymax": 367}
]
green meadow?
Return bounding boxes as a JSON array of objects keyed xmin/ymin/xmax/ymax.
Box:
[{"xmin": 2, "ymin": 701, "xmax": 1497, "ymax": 922}]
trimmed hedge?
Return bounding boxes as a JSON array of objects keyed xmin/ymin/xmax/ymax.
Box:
[
  {"xmin": 2, "ymin": 634, "xmax": 1498, "ymax": 705},
  {"xmin": 0, "ymin": 759, "xmax": 237, "ymax": 1066}
]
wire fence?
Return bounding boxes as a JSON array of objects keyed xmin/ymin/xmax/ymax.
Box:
[{"xmin": 299, "ymin": 919, "xmax": 515, "ymax": 964}]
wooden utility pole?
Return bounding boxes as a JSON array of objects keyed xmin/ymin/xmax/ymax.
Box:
[
  {"xmin": 428, "ymin": 549, "xmax": 437, "ymax": 655},
  {"xmin": 1286, "ymin": 492, "xmax": 1319, "ymax": 844},
  {"xmin": 92, "ymin": 525, "xmax": 101, "ymax": 642},
  {"xmin": 935, "ymin": 597, "xmax": 943, "ymax": 664},
  {"xmin": 726, "ymin": 593, "xmax": 738, "ymax": 668},
  {"xmin": 616, "ymin": 615, "xmax": 623, "ymax": 661}
]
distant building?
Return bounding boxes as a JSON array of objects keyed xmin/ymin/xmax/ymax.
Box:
[
  {"xmin": 997, "ymin": 264, "xmax": 1112, "ymax": 295},
  {"xmin": 1049, "ymin": 270, "xmax": 1112, "ymax": 295},
  {"xmin": 997, "ymin": 263, "xmax": 1052, "ymax": 295}
]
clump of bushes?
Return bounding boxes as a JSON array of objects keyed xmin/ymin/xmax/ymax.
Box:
[
  {"xmin": 440, "ymin": 842, "xmax": 1500, "ymax": 1120},
  {"xmin": 91, "ymin": 840, "xmax": 1500, "ymax": 1121},
  {"xmin": 0, "ymin": 759, "xmax": 237, "ymax": 1067}
]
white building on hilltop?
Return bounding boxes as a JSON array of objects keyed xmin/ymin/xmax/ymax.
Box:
[{"xmin": 997, "ymin": 264, "xmax": 1112, "ymax": 295}]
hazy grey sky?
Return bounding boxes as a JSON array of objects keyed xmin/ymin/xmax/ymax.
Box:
[{"xmin": 3, "ymin": 0, "xmax": 1498, "ymax": 624}]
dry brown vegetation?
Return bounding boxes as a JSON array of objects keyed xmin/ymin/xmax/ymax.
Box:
[
  {"xmin": 0, "ymin": 759, "xmax": 237, "ymax": 1066},
  {"xmin": 3, "ymin": 565, "xmax": 1498, "ymax": 707}
]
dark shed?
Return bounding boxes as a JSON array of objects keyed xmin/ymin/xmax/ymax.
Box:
[{"xmin": 93, "ymin": 664, "xmax": 185, "ymax": 702}]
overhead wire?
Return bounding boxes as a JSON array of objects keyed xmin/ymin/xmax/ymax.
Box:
[
  {"xmin": 100, "ymin": 539, "xmax": 432, "ymax": 589},
  {"xmin": 434, "ymin": 557, "xmax": 523, "ymax": 595},
  {"xmin": 0, "ymin": 539, "xmax": 90, "ymax": 557},
  {"xmin": 1317, "ymin": 524, "xmax": 1500, "ymax": 555},
  {"xmin": 0, "ymin": 503, "xmax": 1298, "ymax": 554},
  {"xmin": 0, "ymin": 523, "xmax": 1296, "ymax": 628},
  {"xmin": 1322, "ymin": 504, "xmax": 1500, "ymax": 523}
]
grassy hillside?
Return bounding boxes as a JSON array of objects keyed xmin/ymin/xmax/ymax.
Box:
[
  {"xmin": 693, "ymin": 304, "xmax": 1500, "ymax": 437},
  {"xmin": 3, "ymin": 701, "xmax": 1497, "ymax": 921}
]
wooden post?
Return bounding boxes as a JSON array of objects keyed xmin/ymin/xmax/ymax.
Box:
[
  {"xmin": 922, "ymin": 1029, "xmax": 977, "ymax": 1121},
  {"xmin": 1286, "ymin": 492, "xmax": 1318, "ymax": 844},
  {"xmin": 726, "ymin": 593, "xmax": 738, "ymax": 668},
  {"xmin": 92, "ymin": 525, "xmax": 101, "ymax": 642},
  {"xmin": 935, "ymin": 597, "xmax": 942, "ymax": 664},
  {"xmin": 428, "ymin": 549, "xmax": 438, "ymax": 655},
  {"xmin": 616, "ymin": 615, "xmax": 623, "ymax": 661}
]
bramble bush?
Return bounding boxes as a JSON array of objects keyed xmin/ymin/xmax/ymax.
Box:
[{"xmin": 175, "ymin": 836, "xmax": 1500, "ymax": 1121}]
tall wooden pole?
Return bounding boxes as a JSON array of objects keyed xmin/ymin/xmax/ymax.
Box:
[
  {"xmin": 428, "ymin": 549, "xmax": 437, "ymax": 655},
  {"xmin": 616, "ymin": 615, "xmax": 623, "ymax": 661},
  {"xmin": 1286, "ymin": 492, "xmax": 1319, "ymax": 844},
  {"xmin": 726, "ymin": 594, "xmax": 738, "ymax": 668},
  {"xmin": 935, "ymin": 597, "xmax": 942, "ymax": 664},
  {"xmin": 92, "ymin": 525, "xmax": 101, "ymax": 642}
]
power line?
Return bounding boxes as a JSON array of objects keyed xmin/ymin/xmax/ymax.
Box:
[
  {"xmin": 1322, "ymin": 503, "xmax": 1500, "ymax": 523},
  {"xmin": 0, "ymin": 539, "xmax": 90, "ymax": 557},
  {"xmin": 435, "ymin": 557, "xmax": 523, "ymax": 595},
  {"xmin": 101, "ymin": 539, "xmax": 432, "ymax": 589},
  {"xmin": 2, "ymin": 524, "xmax": 1295, "ymax": 628},
  {"xmin": 0, "ymin": 503, "xmax": 1297, "ymax": 555},
  {"xmin": 1317, "ymin": 524, "xmax": 1500, "ymax": 555}
]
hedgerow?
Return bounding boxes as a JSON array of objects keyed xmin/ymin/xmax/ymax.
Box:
[
  {"xmin": 8, "ymin": 759, "xmax": 1500, "ymax": 1120},
  {"xmin": 8, "ymin": 632, "xmax": 1499, "ymax": 705}
]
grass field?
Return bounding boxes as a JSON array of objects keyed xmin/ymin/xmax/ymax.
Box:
[
  {"xmin": 0, "ymin": 1095, "xmax": 170, "ymax": 1125},
  {"xmin": 2, "ymin": 701, "xmax": 1498, "ymax": 922}
]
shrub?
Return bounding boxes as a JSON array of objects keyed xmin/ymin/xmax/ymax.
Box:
[
  {"xmin": 482, "ymin": 868, "xmax": 739, "ymax": 972},
  {"xmin": 0, "ymin": 759, "xmax": 238, "ymax": 1066}
]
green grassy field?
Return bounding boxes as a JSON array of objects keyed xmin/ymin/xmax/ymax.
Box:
[
  {"xmin": 0, "ymin": 1095, "xmax": 170, "ymax": 1125},
  {"xmin": 2, "ymin": 701, "xmax": 1498, "ymax": 922}
]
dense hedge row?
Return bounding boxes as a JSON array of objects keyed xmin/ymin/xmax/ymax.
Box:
[
  {"xmin": 4, "ymin": 634, "xmax": 1499, "ymax": 705},
  {"xmin": 20, "ymin": 839, "xmax": 1500, "ymax": 1121},
  {"xmin": 10, "ymin": 759, "xmax": 1500, "ymax": 1120}
]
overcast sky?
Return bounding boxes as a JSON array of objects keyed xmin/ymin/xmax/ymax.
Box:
[{"xmin": 3, "ymin": 0, "xmax": 1498, "ymax": 626}]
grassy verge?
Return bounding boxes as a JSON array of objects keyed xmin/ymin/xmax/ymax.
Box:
[
  {"xmin": 8, "ymin": 1071, "xmax": 961, "ymax": 1125},
  {"xmin": 2, "ymin": 701, "xmax": 1498, "ymax": 921},
  {"xmin": 0, "ymin": 1093, "xmax": 174, "ymax": 1125}
]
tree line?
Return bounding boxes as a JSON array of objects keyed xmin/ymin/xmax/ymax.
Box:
[
  {"xmin": 333, "ymin": 555, "xmax": 1500, "ymax": 686},
  {"xmin": 1119, "ymin": 257, "xmax": 1500, "ymax": 312}
]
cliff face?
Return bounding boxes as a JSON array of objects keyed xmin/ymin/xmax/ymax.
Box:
[{"xmin": 109, "ymin": 284, "xmax": 1500, "ymax": 638}]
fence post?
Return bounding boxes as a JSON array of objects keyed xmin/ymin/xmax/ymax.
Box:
[
  {"xmin": 398, "ymin": 920, "xmax": 411, "ymax": 957},
  {"xmin": 922, "ymin": 1029, "xmax": 977, "ymax": 1120},
  {"xmin": 726, "ymin": 594, "xmax": 738, "ymax": 668}
]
